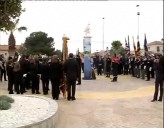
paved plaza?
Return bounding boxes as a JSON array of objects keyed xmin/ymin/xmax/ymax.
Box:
[{"xmin": 0, "ymin": 75, "xmax": 163, "ymax": 128}]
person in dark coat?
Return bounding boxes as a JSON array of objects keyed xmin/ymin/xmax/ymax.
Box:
[
  {"xmin": 151, "ymin": 55, "xmax": 164, "ymax": 102},
  {"xmin": 76, "ymin": 54, "xmax": 81, "ymax": 85},
  {"xmin": 13, "ymin": 61, "xmax": 24, "ymax": 94},
  {"xmin": 19, "ymin": 55, "xmax": 30, "ymax": 92},
  {"xmin": 140, "ymin": 57, "xmax": 146, "ymax": 79},
  {"xmin": 118, "ymin": 56, "xmax": 123, "ymax": 75},
  {"xmin": 105, "ymin": 55, "xmax": 111, "ymax": 77},
  {"xmin": 123, "ymin": 55, "xmax": 129, "ymax": 75},
  {"xmin": 40, "ymin": 57, "xmax": 50, "ymax": 95},
  {"xmin": 63, "ymin": 53, "xmax": 79, "ymax": 101},
  {"xmin": 20, "ymin": 55, "xmax": 31, "ymax": 89},
  {"xmin": 49, "ymin": 55, "xmax": 63, "ymax": 100},
  {"xmin": 97, "ymin": 55, "xmax": 104, "ymax": 75},
  {"xmin": 111, "ymin": 54, "xmax": 119, "ymax": 82},
  {"xmin": 130, "ymin": 56, "xmax": 135, "ymax": 77},
  {"xmin": 29, "ymin": 57, "xmax": 40, "ymax": 94},
  {"xmin": 0, "ymin": 56, "xmax": 7, "ymax": 81},
  {"xmin": 6, "ymin": 59, "xmax": 14, "ymax": 94},
  {"xmin": 145, "ymin": 57, "xmax": 151, "ymax": 81}
]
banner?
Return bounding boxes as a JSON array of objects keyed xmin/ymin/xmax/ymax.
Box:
[{"xmin": 83, "ymin": 36, "xmax": 91, "ymax": 80}]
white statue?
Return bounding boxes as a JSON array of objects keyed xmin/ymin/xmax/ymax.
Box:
[{"xmin": 84, "ymin": 23, "xmax": 91, "ymax": 36}]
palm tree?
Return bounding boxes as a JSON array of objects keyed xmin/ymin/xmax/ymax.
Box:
[{"xmin": 8, "ymin": 19, "xmax": 27, "ymax": 55}]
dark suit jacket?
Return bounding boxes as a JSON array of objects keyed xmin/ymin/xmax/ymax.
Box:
[{"xmin": 63, "ymin": 58, "xmax": 79, "ymax": 81}]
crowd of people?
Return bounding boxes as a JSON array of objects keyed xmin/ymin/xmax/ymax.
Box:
[
  {"xmin": 0, "ymin": 53, "xmax": 80, "ymax": 101},
  {"xmin": 91, "ymin": 52, "xmax": 164, "ymax": 102},
  {"xmin": 0, "ymin": 52, "xmax": 163, "ymax": 102}
]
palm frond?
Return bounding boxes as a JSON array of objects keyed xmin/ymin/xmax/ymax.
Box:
[{"xmin": 18, "ymin": 27, "xmax": 27, "ymax": 32}]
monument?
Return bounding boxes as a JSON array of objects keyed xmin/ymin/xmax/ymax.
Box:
[
  {"xmin": 62, "ymin": 34, "xmax": 70, "ymax": 61},
  {"xmin": 83, "ymin": 24, "xmax": 92, "ymax": 80},
  {"xmin": 61, "ymin": 34, "xmax": 70, "ymax": 98}
]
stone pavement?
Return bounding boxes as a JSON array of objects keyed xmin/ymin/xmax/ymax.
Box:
[{"xmin": 0, "ymin": 75, "xmax": 163, "ymax": 128}]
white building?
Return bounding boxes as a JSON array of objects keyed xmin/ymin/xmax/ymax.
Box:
[
  {"xmin": 0, "ymin": 44, "xmax": 21, "ymax": 59},
  {"xmin": 147, "ymin": 41, "xmax": 163, "ymax": 55}
]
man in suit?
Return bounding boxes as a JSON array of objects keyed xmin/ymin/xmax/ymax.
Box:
[
  {"xmin": 63, "ymin": 53, "xmax": 79, "ymax": 101},
  {"xmin": 151, "ymin": 55, "xmax": 164, "ymax": 102}
]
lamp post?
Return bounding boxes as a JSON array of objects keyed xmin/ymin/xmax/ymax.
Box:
[
  {"xmin": 161, "ymin": 38, "xmax": 164, "ymax": 56},
  {"xmin": 102, "ymin": 17, "xmax": 105, "ymax": 51},
  {"xmin": 136, "ymin": 5, "xmax": 140, "ymax": 40}
]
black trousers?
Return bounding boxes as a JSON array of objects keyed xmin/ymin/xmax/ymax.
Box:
[
  {"xmin": 8, "ymin": 76, "xmax": 14, "ymax": 93},
  {"xmin": 0, "ymin": 69, "xmax": 7, "ymax": 81},
  {"xmin": 51, "ymin": 79, "xmax": 60, "ymax": 99},
  {"xmin": 77, "ymin": 69, "xmax": 81, "ymax": 84},
  {"xmin": 42, "ymin": 78, "xmax": 49, "ymax": 94},
  {"xmin": 67, "ymin": 79, "xmax": 76, "ymax": 99},
  {"xmin": 131, "ymin": 66, "xmax": 135, "ymax": 76},
  {"xmin": 25, "ymin": 73, "xmax": 31, "ymax": 89},
  {"xmin": 97, "ymin": 66, "xmax": 102, "ymax": 75},
  {"xmin": 123, "ymin": 65, "xmax": 129, "ymax": 75},
  {"xmin": 31, "ymin": 75, "xmax": 40, "ymax": 93},
  {"xmin": 146, "ymin": 69, "xmax": 150, "ymax": 80},
  {"xmin": 81, "ymin": 63, "xmax": 84, "ymax": 73},
  {"xmin": 153, "ymin": 78, "xmax": 163, "ymax": 100}
]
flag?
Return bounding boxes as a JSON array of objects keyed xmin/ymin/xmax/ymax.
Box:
[
  {"xmin": 128, "ymin": 35, "xmax": 130, "ymax": 52},
  {"xmin": 125, "ymin": 37, "xmax": 130, "ymax": 55},
  {"xmin": 137, "ymin": 35, "xmax": 140, "ymax": 56},
  {"xmin": 144, "ymin": 34, "xmax": 148, "ymax": 56},
  {"xmin": 132, "ymin": 36, "xmax": 137, "ymax": 57}
]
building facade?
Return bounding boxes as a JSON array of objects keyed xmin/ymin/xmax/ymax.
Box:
[
  {"xmin": 147, "ymin": 41, "xmax": 163, "ymax": 55},
  {"xmin": 0, "ymin": 45, "xmax": 21, "ymax": 59}
]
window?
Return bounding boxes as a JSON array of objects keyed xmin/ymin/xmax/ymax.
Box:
[{"xmin": 157, "ymin": 46, "xmax": 160, "ymax": 52}]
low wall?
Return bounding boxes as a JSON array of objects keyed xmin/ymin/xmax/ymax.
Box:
[{"xmin": 0, "ymin": 95, "xmax": 58, "ymax": 128}]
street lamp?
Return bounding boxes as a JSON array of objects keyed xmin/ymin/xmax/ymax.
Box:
[
  {"xmin": 161, "ymin": 38, "xmax": 164, "ymax": 55},
  {"xmin": 136, "ymin": 5, "xmax": 140, "ymax": 40},
  {"xmin": 102, "ymin": 17, "xmax": 105, "ymax": 51}
]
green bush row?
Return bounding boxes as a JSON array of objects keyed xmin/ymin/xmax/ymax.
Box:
[{"xmin": 0, "ymin": 95, "xmax": 15, "ymax": 110}]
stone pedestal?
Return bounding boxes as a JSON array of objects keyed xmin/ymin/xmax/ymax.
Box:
[{"xmin": 83, "ymin": 36, "xmax": 92, "ymax": 80}]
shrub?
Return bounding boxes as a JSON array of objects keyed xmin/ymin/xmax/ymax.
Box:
[
  {"xmin": 0, "ymin": 95, "xmax": 14, "ymax": 103},
  {"xmin": 0, "ymin": 95, "xmax": 14, "ymax": 110},
  {"xmin": 0, "ymin": 100, "xmax": 11, "ymax": 110}
]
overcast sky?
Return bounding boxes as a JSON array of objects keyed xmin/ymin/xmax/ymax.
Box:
[{"xmin": 0, "ymin": 1, "xmax": 163, "ymax": 54}]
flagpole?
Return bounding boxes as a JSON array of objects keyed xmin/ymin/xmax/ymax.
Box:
[
  {"xmin": 136, "ymin": 5, "xmax": 140, "ymax": 40},
  {"xmin": 102, "ymin": 17, "xmax": 105, "ymax": 51}
]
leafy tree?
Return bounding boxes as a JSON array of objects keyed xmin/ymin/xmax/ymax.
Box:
[
  {"xmin": 110, "ymin": 40, "xmax": 125, "ymax": 56},
  {"xmin": 0, "ymin": 0, "xmax": 24, "ymax": 31},
  {"xmin": 119, "ymin": 47, "xmax": 126, "ymax": 56},
  {"xmin": 23, "ymin": 31, "xmax": 55, "ymax": 56},
  {"xmin": 8, "ymin": 19, "xmax": 27, "ymax": 50},
  {"xmin": 18, "ymin": 44, "xmax": 27, "ymax": 55},
  {"xmin": 54, "ymin": 49, "xmax": 62, "ymax": 60}
]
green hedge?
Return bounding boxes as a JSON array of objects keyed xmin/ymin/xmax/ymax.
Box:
[
  {"xmin": 0, "ymin": 100, "xmax": 11, "ymax": 110},
  {"xmin": 0, "ymin": 95, "xmax": 14, "ymax": 110}
]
